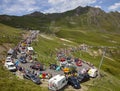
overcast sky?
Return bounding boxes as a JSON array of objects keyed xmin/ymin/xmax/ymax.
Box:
[{"xmin": 0, "ymin": 0, "xmax": 120, "ymax": 16}]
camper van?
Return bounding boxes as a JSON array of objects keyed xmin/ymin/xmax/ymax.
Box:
[
  {"xmin": 48, "ymin": 74, "xmax": 68, "ymax": 91},
  {"xmin": 88, "ymin": 68, "xmax": 98, "ymax": 78}
]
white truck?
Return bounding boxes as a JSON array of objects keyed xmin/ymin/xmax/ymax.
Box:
[
  {"xmin": 4, "ymin": 62, "xmax": 16, "ymax": 71},
  {"xmin": 48, "ymin": 74, "xmax": 68, "ymax": 91}
]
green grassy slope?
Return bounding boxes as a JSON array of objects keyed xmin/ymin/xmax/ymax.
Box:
[
  {"xmin": 0, "ymin": 23, "xmax": 22, "ymax": 45},
  {"xmin": 32, "ymin": 34, "xmax": 120, "ymax": 91},
  {"xmin": 32, "ymin": 34, "xmax": 77, "ymax": 65},
  {"xmin": 55, "ymin": 28, "xmax": 120, "ymax": 46}
]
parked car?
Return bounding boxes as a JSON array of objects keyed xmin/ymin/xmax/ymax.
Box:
[
  {"xmin": 75, "ymin": 58, "xmax": 82, "ymax": 66},
  {"xmin": 4, "ymin": 62, "xmax": 16, "ymax": 72},
  {"xmin": 48, "ymin": 74, "xmax": 68, "ymax": 91},
  {"xmin": 23, "ymin": 72, "xmax": 41, "ymax": 84},
  {"xmin": 30, "ymin": 62, "xmax": 44, "ymax": 71},
  {"xmin": 67, "ymin": 76, "xmax": 81, "ymax": 89},
  {"xmin": 77, "ymin": 73, "xmax": 90, "ymax": 82},
  {"xmin": 6, "ymin": 56, "xmax": 13, "ymax": 62},
  {"xmin": 60, "ymin": 58, "xmax": 68, "ymax": 67},
  {"xmin": 49, "ymin": 64, "xmax": 59, "ymax": 70},
  {"xmin": 19, "ymin": 56, "xmax": 27, "ymax": 63}
]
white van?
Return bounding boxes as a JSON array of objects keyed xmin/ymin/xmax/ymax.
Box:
[
  {"xmin": 88, "ymin": 68, "xmax": 98, "ymax": 78},
  {"xmin": 4, "ymin": 62, "xmax": 16, "ymax": 71},
  {"xmin": 48, "ymin": 74, "xmax": 68, "ymax": 91}
]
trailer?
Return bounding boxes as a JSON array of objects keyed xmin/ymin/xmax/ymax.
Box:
[{"xmin": 48, "ymin": 74, "xmax": 68, "ymax": 91}]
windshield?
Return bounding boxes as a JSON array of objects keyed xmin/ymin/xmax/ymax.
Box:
[
  {"xmin": 72, "ymin": 78, "xmax": 79, "ymax": 84},
  {"xmin": 6, "ymin": 58, "xmax": 11, "ymax": 61},
  {"xmin": 6, "ymin": 61, "xmax": 11, "ymax": 62},
  {"xmin": 8, "ymin": 65, "xmax": 15, "ymax": 67},
  {"xmin": 31, "ymin": 75, "xmax": 37, "ymax": 80}
]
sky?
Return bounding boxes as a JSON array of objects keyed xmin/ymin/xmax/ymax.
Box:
[{"xmin": 0, "ymin": 0, "xmax": 120, "ymax": 16}]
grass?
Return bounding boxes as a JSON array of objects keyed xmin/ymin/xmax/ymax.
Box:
[
  {"xmin": 32, "ymin": 34, "xmax": 77, "ymax": 65},
  {"xmin": 32, "ymin": 33, "xmax": 120, "ymax": 91},
  {"xmin": 84, "ymin": 72, "xmax": 120, "ymax": 91},
  {"xmin": 55, "ymin": 28, "xmax": 120, "ymax": 47},
  {"xmin": 0, "ymin": 23, "xmax": 22, "ymax": 45}
]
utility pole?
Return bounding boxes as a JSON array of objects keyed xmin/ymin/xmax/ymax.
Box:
[{"xmin": 98, "ymin": 47, "xmax": 106, "ymax": 77}]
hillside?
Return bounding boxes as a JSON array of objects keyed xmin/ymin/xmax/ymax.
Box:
[{"xmin": 0, "ymin": 23, "xmax": 23, "ymax": 60}]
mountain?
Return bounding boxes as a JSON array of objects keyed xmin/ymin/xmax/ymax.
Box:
[
  {"xmin": 0, "ymin": 6, "xmax": 120, "ymax": 33},
  {"xmin": 0, "ymin": 6, "xmax": 120, "ymax": 45}
]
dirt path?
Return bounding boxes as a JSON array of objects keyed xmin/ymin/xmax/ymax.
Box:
[{"xmin": 40, "ymin": 34, "xmax": 53, "ymax": 40}]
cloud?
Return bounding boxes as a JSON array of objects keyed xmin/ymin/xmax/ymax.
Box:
[
  {"xmin": 0, "ymin": 0, "xmax": 40, "ymax": 15},
  {"xmin": 44, "ymin": 0, "xmax": 97, "ymax": 13},
  {"xmin": 108, "ymin": 2, "xmax": 120, "ymax": 11},
  {"xmin": 0, "ymin": 0, "xmax": 97, "ymax": 15},
  {"xmin": 94, "ymin": 5, "xmax": 101, "ymax": 8}
]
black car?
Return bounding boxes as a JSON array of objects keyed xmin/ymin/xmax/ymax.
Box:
[
  {"xmin": 68, "ymin": 76, "xmax": 81, "ymax": 89},
  {"xmin": 30, "ymin": 63, "xmax": 44, "ymax": 71},
  {"xmin": 19, "ymin": 56, "xmax": 27, "ymax": 63},
  {"xmin": 77, "ymin": 73, "xmax": 90, "ymax": 83},
  {"xmin": 49, "ymin": 64, "xmax": 58, "ymax": 70},
  {"xmin": 23, "ymin": 72, "xmax": 41, "ymax": 84}
]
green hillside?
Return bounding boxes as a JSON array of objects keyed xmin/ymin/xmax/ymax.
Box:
[
  {"xmin": 0, "ymin": 23, "xmax": 22, "ymax": 45},
  {"xmin": 32, "ymin": 34, "xmax": 120, "ymax": 91}
]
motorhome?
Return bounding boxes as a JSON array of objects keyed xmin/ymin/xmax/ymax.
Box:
[{"xmin": 48, "ymin": 74, "xmax": 68, "ymax": 91}]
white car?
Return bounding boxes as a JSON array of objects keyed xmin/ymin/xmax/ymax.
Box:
[
  {"xmin": 6, "ymin": 56, "xmax": 12, "ymax": 62},
  {"xmin": 60, "ymin": 61, "xmax": 68, "ymax": 67},
  {"xmin": 4, "ymin": 62, "xmax": 16, "ymax": 71}
]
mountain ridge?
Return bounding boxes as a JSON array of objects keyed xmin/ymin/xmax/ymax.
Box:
[{"xmin": 0, "ymin": 6, "xmax": 120, "ymax": 33}]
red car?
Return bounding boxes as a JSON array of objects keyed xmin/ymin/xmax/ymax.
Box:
[{"xmin": 76, "ymin": 60, "xmax": 82, "ymax": 66}]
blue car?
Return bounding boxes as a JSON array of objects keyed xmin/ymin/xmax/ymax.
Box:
[
  {"xmin": 23, "ymin": 71, "xmax": 41, "ymax": 85},
  {"xmin": 19, "ymin": 56, "xmax": 27, "ymax": 63},
  {"xmin": 68, "ymin": 76, "xmax": 81, "ymax": 89}
]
